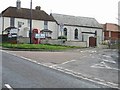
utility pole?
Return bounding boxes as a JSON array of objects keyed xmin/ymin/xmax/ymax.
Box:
[{"xmin": 29, "ymin": 0, "xmax": 32, "ymax": 44}]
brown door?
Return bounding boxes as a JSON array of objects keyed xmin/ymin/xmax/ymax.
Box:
[{"xmin": 89, "ymin": 37, "xmax": 96, "ymax": 47}]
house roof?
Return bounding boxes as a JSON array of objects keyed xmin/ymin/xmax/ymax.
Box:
[
  {"xmin": 2, "ymin": 7, "xmax": 56, "ymax": 22},
  {"xmin": 51, "ymin": 13, "xmax": 102, "ymax": 29}
]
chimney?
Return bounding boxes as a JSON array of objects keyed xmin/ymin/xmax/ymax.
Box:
[
  {"xmin": 16, "ymin": 0, "xmax": 21, "ymax": 9},
  {"xmin": 35, "ymin": 6, "xmax": 41, "ymax": 10}
]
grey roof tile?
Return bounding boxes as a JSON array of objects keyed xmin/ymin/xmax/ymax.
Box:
[{"xmin": 51, "ymin": 13, "xmax": 102, "ymax": 28}]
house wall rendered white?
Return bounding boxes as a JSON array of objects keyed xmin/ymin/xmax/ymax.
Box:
[
  {"xmin": 32, "ymin": 20, "xmax": 44, "ymax": 30},
  {"xmin": 15, "ymin": 18, "xmax": 27, "ymax": 37},
  {"xmin": 118, "ymin": 1, "xmax": 120, "ymax": 25},
  {"xmin": 0, "ymin": 16, "xmax": 2, "ymax": 34},
  {"xmin": 48, "ymin": 22, "xmax": 58, "ymax": 39},
  {"xmin": 2, "ymin": 17, "xmax": 57, "ymax": 39},
  {"xmin": 4, "ymin": 17, "xmax": 10, "ymax": 30}
]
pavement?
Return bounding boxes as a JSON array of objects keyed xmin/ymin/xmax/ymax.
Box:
[{"xmin": 3, "ymin": 48, "xmax": 120, "ymax": 89}]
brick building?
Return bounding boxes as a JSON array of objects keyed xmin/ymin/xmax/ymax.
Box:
[{"xmin": 102, "ymin": 23, "xmax": 120, "ymax": 41}]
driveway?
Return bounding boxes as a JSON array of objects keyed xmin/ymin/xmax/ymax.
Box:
[{"xmin": 6, "ymin": 48, "xmax": 119, "ymax": 88}]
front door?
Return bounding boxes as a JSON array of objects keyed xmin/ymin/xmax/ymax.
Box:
[{"xmin": 89, "ymin": 37, "xmax": 96, "ymax": 47}]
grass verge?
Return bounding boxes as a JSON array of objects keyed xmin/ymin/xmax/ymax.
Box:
[{"xmin": 1, "ymin": 43, "xmax": 81, "ymax": 51}]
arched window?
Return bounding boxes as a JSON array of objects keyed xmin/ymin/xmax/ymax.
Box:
[
  {"xmin": 75, "ymin": 29, "xmax": 78, "ymax": 39},
  {"xmin": 64, "ymin": 28, "xmax": 67, "ymax": 37}
]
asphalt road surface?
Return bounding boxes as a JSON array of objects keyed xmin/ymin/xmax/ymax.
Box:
[{"xmin": 1, "ymin": 50, "xmax": 110, "ymax": 89}]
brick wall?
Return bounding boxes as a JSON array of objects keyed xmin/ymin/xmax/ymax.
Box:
[{"xmin": 103, "ymin": 23, "xmax": 120, "ymax": 40}]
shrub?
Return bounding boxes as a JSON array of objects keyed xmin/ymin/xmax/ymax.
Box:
[{"xmin": 58, "ymin": 36, "xmax": 67, "ymax": 40}]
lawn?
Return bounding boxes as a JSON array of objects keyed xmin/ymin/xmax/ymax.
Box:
[{"xmin": 1, "ymin": 43, "xmax": 81, "ymax": 51}]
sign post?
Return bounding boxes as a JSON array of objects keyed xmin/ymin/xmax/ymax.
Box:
[
  {"xmin": 35, "ymin": 33, "xmax": 45, "ymax": 44},
  {"xmin": 60, "ymin": 23, "xmax": 64, "ymax": 44}
]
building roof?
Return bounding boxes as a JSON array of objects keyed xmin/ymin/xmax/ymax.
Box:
[
  {"xmin": 1, "ymin": 7, "xmax": 55, "ymax": 22},
  {"xmin": 102, "ymin": 23, "xmax": 120, "ymax": 32},
  {"xmin": 51, "ymin": 13, "xmax": 102, "ymax": 29}
]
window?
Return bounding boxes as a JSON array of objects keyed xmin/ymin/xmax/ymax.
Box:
[
  {"xmin": 44, "ymin": 21, "xmax": 48, "ymax": 29},
  {"xmin": 10, "ymin": 17, "xmax": 15, "ymax": 27},
  {"xmin": 64, "ymin": 28, "xmax": 67, "ymax": 36},
  {"xmin": 75, "ymin": 29, "xmax": 78, "ymax": 39}
]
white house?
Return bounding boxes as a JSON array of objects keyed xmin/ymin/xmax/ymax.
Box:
[
  {"xmin": 0, "ymin": 0, "xmax": 57, "ymax": 43},
  {"xmin": 51, "ymin": 13, "xmax": 103, "ymax": 47}
]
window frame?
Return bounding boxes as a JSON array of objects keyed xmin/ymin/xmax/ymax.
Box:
[
  {"xmin": 63, "ymin": 28, "xmax": 67, "ymax": 37},
  {"xmin": 10, "ymin": 17, "xmax": 15, "ymax": 27},
  {"xmin": 74, "ymin": 28, "xmax": 78, "ymax": 39},
  {"xmin": 44, "ymin": 21, "xmax": 48, "ymax": 29}
]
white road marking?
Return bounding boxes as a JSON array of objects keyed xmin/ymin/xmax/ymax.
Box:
[
  {"xmin": 32, "ymin": 60, "xmax": 37, "ymax": 63},
  {"xmin": 103, "ymin": 55, "xmax": 111, "ymax": 58},
  {"xmin": 50, "ymin": 65, "xmax": 119, "ymax": 89},
  {"xmin": 61, "ymin": 60, "xmax": 76, "ymax": 65},
  {"xmin": 90, "ymin": 50, "xmax": 97, "ymax": 53},
  {"xmin": 102, "ymin": 59, "xmax": 116, "ymax": 64},
  {"xmin": 91, "ymin": 61, "xmax": 111, "ymax": 69},
  {"xmin": 5, "ymin": 84, "xmax": 13, "ymax": 90},
  {"xmin": 91, "ymin": 61, "xmax": 120, "ymax": 71},
  {"xmin": 80, "ymin": 50, "xmax": 97, "ymax": 53}
]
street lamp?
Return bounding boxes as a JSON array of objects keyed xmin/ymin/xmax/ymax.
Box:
[{"xmin": 29, "ymin": 0, "xmax": 32, "ymax": 44}]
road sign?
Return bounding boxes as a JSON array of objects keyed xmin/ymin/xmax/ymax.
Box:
[{"xmin": 35, "ymin": 34, "xmax": 45, "ymax": 38}]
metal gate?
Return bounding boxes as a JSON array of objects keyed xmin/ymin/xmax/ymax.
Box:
[{"xmin": 89, "ymin": 37, "xmax": 96, "ymax": 47}]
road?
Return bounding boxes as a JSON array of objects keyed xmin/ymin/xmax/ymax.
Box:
[
  {"xmin": 6, "ymin": 48, "xmax": 119, "ymax": 88},
  {"xmin": 2, "ymin": 50, "xmax": 110, "ymax": 89}
]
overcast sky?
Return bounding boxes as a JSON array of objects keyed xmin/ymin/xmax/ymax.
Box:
[{"xmin": 0, "ymin": 0, "xmax": 119, "ymax": 24}]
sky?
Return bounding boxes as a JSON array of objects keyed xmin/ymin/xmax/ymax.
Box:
[{"xmin": 0, "ymin": 0, "xmax": 119, "ymax": 24}]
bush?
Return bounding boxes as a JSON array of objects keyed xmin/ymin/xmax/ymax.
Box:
[{"xmin": 58, "ymin": 36, "xmax": 67, "ymax": 40}]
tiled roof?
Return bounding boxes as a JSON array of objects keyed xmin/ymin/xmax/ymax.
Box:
[
  {"xmin": 51, "ymin": 13, "xmax": 102, "ymax": 28},
  {"xmin": 2, "ymin": 7, "xmax": 55, "ymax": 22}
]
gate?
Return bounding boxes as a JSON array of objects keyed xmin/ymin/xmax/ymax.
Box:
[{"xmin": 89, "ymin": 37, "xmax": 96, "ymax": 47}]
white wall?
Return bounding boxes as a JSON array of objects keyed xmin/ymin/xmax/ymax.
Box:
[
  {"xmin": 4, "ymin": 17, "xmax": 10, "ymax": 30},
  {"xmin": 0, "ymin": 16, "xmax": 2, "ymax": 34},
  {"xmin": 118, "ymin": 1, "xmax": 120, "ymax": 25},
  {"xmin": 58, "ymin": 25, "xmax": 103, "ymax": 47},
  {"xmin": 58, "ymin": 25, "xmax": 82, "ymax": 41},
  {"xmin": 2, "ymin": 17, "xmax": 58, "ymax": 39},
  {"xmin": 32, "ymin": 20, "xmax": 44, "ymax": 30},
  {"xmin": 15, "ymin": 18, "xmax": 27, "ymax": 37},
  {"xmin": 48, "ymin": 22, "xmax": 58, "ymax": 39}
]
